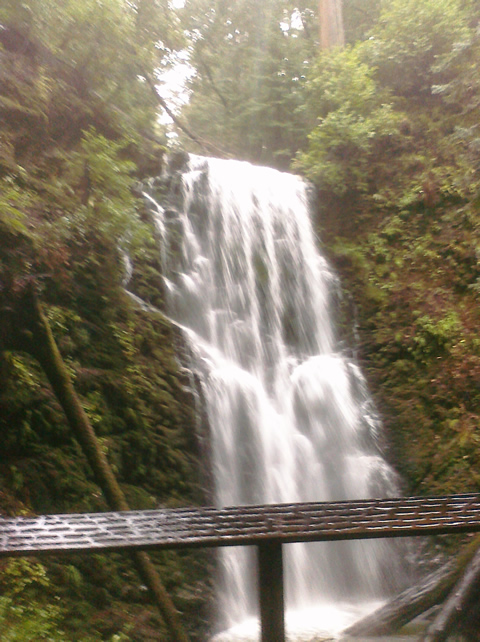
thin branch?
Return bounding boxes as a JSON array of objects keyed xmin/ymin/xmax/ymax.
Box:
[
  {"xmin": 197, "ymin": 54, "xmax": 230, "ymax": 111},
  {"xmin": 145, "ymin": 73, "xmax": 229, "ymax": 157}
]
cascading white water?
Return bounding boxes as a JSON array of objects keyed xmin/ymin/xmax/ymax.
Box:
[{"xmin": 145, "ymin": 155, "xmax": 403, "ymax": 639}]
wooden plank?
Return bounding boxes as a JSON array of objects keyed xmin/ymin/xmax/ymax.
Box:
[
  {"xmin": 258, "ymin": 541, "xmax": 285, "ymax": 642},
  {"xmin": 1, "ymin": 494, "xmax": 480, "ymax": 557}
]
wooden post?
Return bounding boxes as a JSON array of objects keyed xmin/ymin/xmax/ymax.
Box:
[{"xmin": 258, "ymin": 541, "xmax": 285, "ymax": 642}]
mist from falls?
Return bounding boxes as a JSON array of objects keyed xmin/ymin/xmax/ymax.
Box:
[{"xmin": 144, "ymin": 154, "xmax": 403, "ymax": 638}]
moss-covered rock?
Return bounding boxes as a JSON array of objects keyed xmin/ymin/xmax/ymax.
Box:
[{"xmin": 320, "ymin": 193, "xmax": 480, "ymax": 498}]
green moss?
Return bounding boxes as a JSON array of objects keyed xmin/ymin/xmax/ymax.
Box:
[{"xmin": 326, "ymin": 200, "xmax": 480, "ymax": 497}]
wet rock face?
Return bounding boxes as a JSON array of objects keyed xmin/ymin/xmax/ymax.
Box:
[
  {"xmin": 166, "ymin": 150, "xmax": 190, "ymax": 174},
  {"xmin": 128, "ymin": 155, "xmax": 215, "ymax": 499},
  {"xmin": 147, "ymin": 151, "xmax": 204, "ymax": 211}
]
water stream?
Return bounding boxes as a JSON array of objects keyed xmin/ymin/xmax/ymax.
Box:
[{"xmin": 144, "ymin": 155, "xmax": 404, "ymax": 639}]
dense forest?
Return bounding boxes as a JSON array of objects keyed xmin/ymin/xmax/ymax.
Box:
[{"xmin": 0, "ymin": 0, "xmax": 479, "ymax": 640}]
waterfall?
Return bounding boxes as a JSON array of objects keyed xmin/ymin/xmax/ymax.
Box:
[{"xmin": 144, "ymin": 154, "xmax": 403, "ymax": 639}]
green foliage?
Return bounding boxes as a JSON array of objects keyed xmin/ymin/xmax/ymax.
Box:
[
  {"xmin": 0, "ymin": 559, "xmax": 66, "ymax": 641},
  {"xmin": 79, "ymin": 130, "xmax": 137, "ymax": 203},
  {"xmin": 343, "ymin": 0, "xmax": 382, "ymax": 43},
  {"xmin": 0, "ymin": 0, "xmax": 174, "ymax": 315},
  {"xmin": 0, "ymin": 557, "xmax": 156, "ymax": 641},
  {"xmin": 0, "ymin": 283, "xmax": 208, "ymax": 638},
  {"xmin": 0, "ymin": 180, "xmax": 30, "ymax": 235},
  {"xmin": 410, "ymin": 312, "xmax": 462, "ymax": 361},
  {"xmin": 0, "ymin": 0, "xmax": 175, "ymax": 109},
  {"xmin": 295, "ymin": 46, "xmax": 401, "ymax": 193},
  {"xmin": 177, "ymin": 0, "xmax": 315, "ymax": 166},
  {"xmin": 0, "ymin": 0, "xmax": 176, "ymax": 172},
  {"xmin": 0, "ymin": 596, "xmax": 65, "ymax": 641},
  {"xmin": 295, "ymin": 0, "xmax": 479, "ymax": 205},
  {"xmin": 2, "ymin": 558, "xmax": 50, "ymax": 595},
  {"xmin": 64, "ymin": 128, "xmax": 146, "ymax": 251},
  {"xmin": 329, "ymin": 198, "xmax": 480, "ymax": 494},
  {"xmin": 365, "ymin": 0, "xmax": 471, "ymax": 95}
]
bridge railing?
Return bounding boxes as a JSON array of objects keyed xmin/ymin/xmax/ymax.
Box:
[{"xmin": 2, "ymin": 493, "xmax": 480, "ymax": 641}]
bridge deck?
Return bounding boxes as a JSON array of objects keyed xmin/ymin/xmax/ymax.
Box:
[{"xmin": 2, "ymin": 493, "xmax": 480, "ymax": 557}]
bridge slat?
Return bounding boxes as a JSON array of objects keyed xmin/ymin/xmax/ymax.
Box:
[{"xmin": 1, "ymin": 493, "xmax": 480, "ymax": 557}]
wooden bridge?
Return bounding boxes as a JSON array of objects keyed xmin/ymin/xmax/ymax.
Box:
[{"xmin": 2, "ymin": 493, "xmax": 480, "ymax": 641}]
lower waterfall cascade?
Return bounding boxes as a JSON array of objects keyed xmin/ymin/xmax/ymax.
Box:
[{"xmin": 143, "ymin": 154, "xmax": 405, "ymax": 640}]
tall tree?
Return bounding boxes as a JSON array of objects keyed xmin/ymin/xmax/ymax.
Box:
[
  {"xmin": 176, "ymin": 0, "xmax": 316, "ymax": 166},
  {"xmin": 319, "ymin": 0, "xmax": 345, "ymax": 49}
]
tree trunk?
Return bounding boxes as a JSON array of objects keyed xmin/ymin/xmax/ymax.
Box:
[
  {"xmin": 318, "ymin": 0, "xmax": 345, "ymax": 49},
  {"xmin": 344, "ymin": 536, "xmax": 480, "ymax": 637},
  {"xmin": 1, "ymin": 285, "xmax": 189, "ymax": 642}
]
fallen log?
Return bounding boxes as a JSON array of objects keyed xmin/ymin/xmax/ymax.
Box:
[
  {"xmin": 423, "ymin": 546, "xmax": 480, "ymax": 642},
  {"xmin": 344, "ymin": 536, "xmax": 480, "ymax": 637}
]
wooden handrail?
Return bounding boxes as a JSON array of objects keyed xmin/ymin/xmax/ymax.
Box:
[
  {"xmin": 2, "ymin": 493, "xmax": 480, "ymax": 641},
  {"xmin": 2, "ymin": 494, "xmax": 480, "ymax": 556}
]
